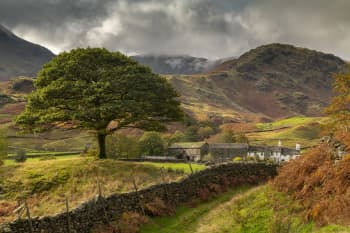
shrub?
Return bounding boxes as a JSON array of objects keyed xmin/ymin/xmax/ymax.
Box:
[
  {"xmin": 202, "ymin": 153, "xmax": 213, "ymax": 162},
  {"xmin": 209, "ymin": 183, "xmax": 223, "ymax": 194},
  {"xmin": 144, "ymin": 198, "xmax": 175, "ymax": 216},
  {"xmin": 197, "ymin": 188, "xmax": 212, "ymax": 201},
  {"xmin": 117, "ymin": 212, "xmax": 149, "ymax": 233},
  {"xmin": 139, "ymin": 132, "xmax": 164, "ymax": 156},
  {"xmin": 14, "ymin": 149, "xmax": 27, "ymax": 163},
  {"xmin": 273, "ymin": 144, "xmax": 350, "ymax": 225},
  {"xmin": 106, "ymin": 133, "xmax": 140, "ymax": 159}
]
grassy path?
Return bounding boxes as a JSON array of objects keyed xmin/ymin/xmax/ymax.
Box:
[
  {"xmin": 140, "ymin": 186, "xmax": 252, "ymax": 233},
  {"xmin": 140, "ymin": 185, "xmax": 350, "ymax": 233}
]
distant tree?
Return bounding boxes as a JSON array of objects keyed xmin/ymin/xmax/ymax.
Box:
[
  {"xmin": 325, "ymin": 67, "xmax": 350, "ymax": 146},
  {"xmin": 184, "ymin": 126, "xmax": 199, "ymax": 141},
  {"xmin": 233, "ymin": 132, "xmax": 249, "ymax": 143},
  {"xmin": 106, "ymin": 133, "xmax": 140, "ymax": 158},
  {"xmin": 162, "ymin": 130, "xmax": 186, "ymax": 148},
  {"xmin": 14, "ymin": 149, "xmax": 27, "ymax": 163},
  {"xmin": 170, "ymin": 131, "xmax": 186, "ymax": 143},
  {"xmin": 0, "ymin": 129, "xmax": 8, "ymax": 165},
  {"xmin": 15, "ymin": 48, "xmax": 183, "ymax": 159},
  {"xmin": 217, "ymin": 129, "xmax": 234, "ymax": 143},
  {"xmin": 139, "ymin": 131, "xmax": 164, "ymax": 156},
  {"xmin": 197, "ymin": 126, "xmax": 214, "ymax": 139}
]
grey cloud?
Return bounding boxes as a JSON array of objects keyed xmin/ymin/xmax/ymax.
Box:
[{"xmin": 0, "ymin": 0, "xmax": 349, "ymax": 59}]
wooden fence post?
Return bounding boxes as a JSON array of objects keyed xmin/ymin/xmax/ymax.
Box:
[
  {"xmin": 16, "ymin": 200, "xmax": 22, "ymax": 220},
  {"xmin": 65, "ymin": 196, "xmax": 71, "ymax": 233},
  {"xmin": 188, "ymin": 162, "xmax": 194, "ymax": 175},
  {"xmin": 24, "ymin": 200, "xmax": 34, "ymax": 233},
  {"xmin": 160, "ymin": 167, "xmax": 170, "ymax": 204},
  {"xmin": 131, "ymin": 172, "xmax": 145, "ymax": 215},
  {"xmin": 96, "ymin": 179, "xmax": 109, "ymax": 225}
]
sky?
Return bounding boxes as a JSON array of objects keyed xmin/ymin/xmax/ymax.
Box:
[{"xmin": 0, "ymin": 0, "xmax": 349, "ymax": 60}]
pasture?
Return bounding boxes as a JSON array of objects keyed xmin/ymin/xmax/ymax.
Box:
[{"xmin": 0, "ymin": 157, "xmax": 198, "ymax": 223}]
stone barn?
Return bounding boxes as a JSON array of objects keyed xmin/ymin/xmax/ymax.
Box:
[
  {"xmin": 209, "ymin": 143, "xmax": 249, "ymax": 162},
  {"xmin": 168, "ymin": 142, "xmax": 209, "ymax": 161}
]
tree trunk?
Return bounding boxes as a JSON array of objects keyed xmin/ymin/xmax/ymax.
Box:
[{"xmin": 97, "ymin": 133, "xmax": 107, "ymax": 159}]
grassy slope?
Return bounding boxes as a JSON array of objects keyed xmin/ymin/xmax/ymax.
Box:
[
  {"xmin": 247, "ymin": 116, "xmax": 327, "ymax": 148},
  {"xmin": 0, "ymin": 158, "xmax": 204, "ymax": 223},
  {"xmin": 167, "ymin": 75, "xmax": 246, "ymax": 122},
  {"xmin": 140, "ymin": 185, "xmax": 350, "ymax": 233}
]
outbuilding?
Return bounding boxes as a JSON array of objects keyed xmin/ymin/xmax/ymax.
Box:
[{"xmin": 168, "ymin": 142, "xmax": 209, "ymax": 161}]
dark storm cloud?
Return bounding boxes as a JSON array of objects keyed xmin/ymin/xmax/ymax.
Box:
[{"xmin": 0, "ymin": 0, "xmax": 349, "ymax": 59}]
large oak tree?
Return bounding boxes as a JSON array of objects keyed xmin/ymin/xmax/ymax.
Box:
[{"xmin": 16, "ymin": 48, "xmax": 183, "ymax": 159}]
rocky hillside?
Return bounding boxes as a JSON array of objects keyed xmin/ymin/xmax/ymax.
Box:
[
  {"xmin": 168, "ymin": 44, "xmax": 347, "ymax": 122},
  {"xmin": 0, "ymin": 24, "xmax": 54, "ymax": 81}
]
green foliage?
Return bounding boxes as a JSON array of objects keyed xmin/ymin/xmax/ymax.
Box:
[
  {"xmin": 106, "ymin": 133, "xmax": 140, "ymax": 158},
  {"xmin": 14, "ymin": 149, "xmax": 27, "ymax": 163},
  {"xmin": 197, "ymin": 126, "xmax": 214, "ymax": 140},
  {"xmin": 217, "ymin": 129, "xmax": 234, "ymax": 143},
  {"xmin": 184, "ymin": 126, "xmax": 200, "ymax": 141},
  {"xmin": 162, "ymin": 131, "xmax": 186, "ymax": 148},
  {"xmin": 15, "ymin": 48, "xmax": 183, "ymax": 159},
  {"xmin": 139, "ymin": 131, "xmax": 164, "ymax": 156}
]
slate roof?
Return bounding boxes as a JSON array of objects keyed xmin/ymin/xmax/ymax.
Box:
[
  {"xmin": 209, "ymin": 143, "xmax": 249, "ymax": 149},
  {"xmin": 169, "ymin": 142, "xmax": 208, "ymax": 149}
]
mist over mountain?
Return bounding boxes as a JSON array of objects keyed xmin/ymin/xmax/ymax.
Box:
[
  {"xmin": 131, "ymin": 54, "xmax": 213, "ymax": 75},
  {"xmin": 0, "ymin": 24, "xmax": 54, "ymax": 81}
]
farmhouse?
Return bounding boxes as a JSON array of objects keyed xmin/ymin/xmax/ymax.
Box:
[
  {"xmin": 168, "ymin": 142, "xmax": 209, "ymax": 161},
  {"xmin": 167, "ymin": 142, "xmax": 300, "ymax": 163},
  {"xmin": 209, "ymin": 143, "xmax": 249, "ymax": 161},
  {"xmin": 248, "ymin": 145, "xmax": 300, "ymax": 162}
]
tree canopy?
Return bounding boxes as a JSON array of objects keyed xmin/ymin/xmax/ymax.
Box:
[
  {"xmin": 139, "ymin": 131, "xmax": 164, "ymax": 156},
  {"xmin": 16, "ymin": 48, "xmax": 183, "ymax": 158}
]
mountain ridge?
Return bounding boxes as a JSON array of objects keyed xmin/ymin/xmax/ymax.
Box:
[
  {"xmin": 0, "ymin": 24, "xmax": 55, "ymax": 81},
  {"xmin": 168, "ymin": 43, "xmax": 347, "ymax": 122}
]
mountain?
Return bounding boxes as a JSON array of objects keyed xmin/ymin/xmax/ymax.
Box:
[
  {"xmin": 168, "ymin": 43, "xmax": 347, "ymax": 122},
  {"xmin": 0, "ymin": 24, "xmax": 55, "ymax": 81},
  {"xmin": 131, "ymin": 54, "xmax": 218, "ymax": 75}
]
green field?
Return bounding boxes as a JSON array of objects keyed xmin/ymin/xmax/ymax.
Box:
[
  {"xmin": 140, "ymin": 185, "xmax": 350, "ymax": 233},
  {"xmin": 256, "ymin": 116, "xmax": 327, "ymax": 131},
  {"xmin": 138, "ymin": 162, "xmax": 205, "ymax": 174},
  {"xmin": 247, "ymin": 116, "xmax": 327, "ymax": 148},
  {"xmin": 0, "ymin": 158, "xmax": 193, "ymax": 223}
]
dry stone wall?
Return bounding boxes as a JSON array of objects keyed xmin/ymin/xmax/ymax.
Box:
[{"xmin": 0, "ymin": 163, "xmax": 277, "ymax": 233}]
